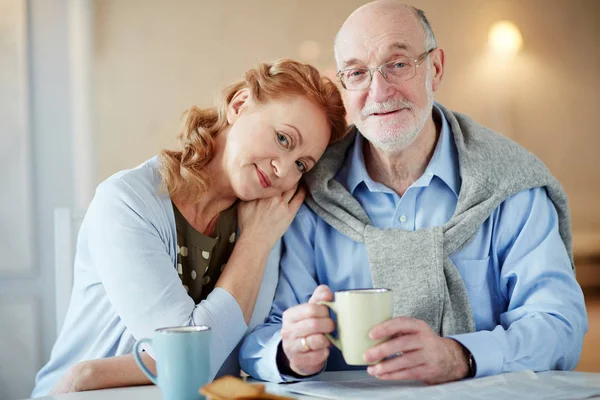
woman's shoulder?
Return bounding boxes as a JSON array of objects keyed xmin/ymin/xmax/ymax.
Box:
[
  {"xmin": 92, "ymin": 157, "xmax": 172, "ymax": 223},
  {"xmin": 98, "ymin": 156, "xmax": 164, "ymax": 199}
]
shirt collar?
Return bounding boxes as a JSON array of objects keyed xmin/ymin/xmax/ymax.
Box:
[{"xmin": 336, "ymin": 103, "xmax": 461, "ymax": 197}]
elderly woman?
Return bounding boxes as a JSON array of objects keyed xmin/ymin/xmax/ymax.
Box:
[{"xmin": 32, "ymin": 59, "xmax": 347, "ymax": 397}]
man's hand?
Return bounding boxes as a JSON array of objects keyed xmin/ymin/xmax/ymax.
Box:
[
  {"xmin": 280, "ymin": 285, "xmax": 335, "ymax": 376},
  {"xmin": 363, "ymin": 317, "xmax": 471, "ymax": 384}
]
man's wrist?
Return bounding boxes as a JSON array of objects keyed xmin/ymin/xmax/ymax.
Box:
[
  {"xmin": 276, "ymin": 341, "xmax": 303, "ymax": 378},
  {"xmin": 456, "ymin": 340, "xmax": 476, "ymax": 378},
  {"xmin": 445, "ymin": 338, "xmax": 475, "ymax": 379},
  {"xmin": 276, "ymin": 341, "xmax": 323, "ymax": 380}
]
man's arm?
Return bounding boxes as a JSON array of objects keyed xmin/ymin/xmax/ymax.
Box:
[
  {"xmin": 363, "ymin": 187, "xmax": 587, "ymax": 383},
  {"xmin": 450, "ymin": 187, "xmax": 588, "ymax": 377},
  {"xmin": 239, "ymin": 205, "xmax": 322, "ymax": 382}
]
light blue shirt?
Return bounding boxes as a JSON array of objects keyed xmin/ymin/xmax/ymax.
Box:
[
  {"xmin": 240, "ymin": 106, "xmax": 588, "ymax": 382},
  {"xmin": 32, "ymin": 157, "xmax": 280, "ymax": 397}
]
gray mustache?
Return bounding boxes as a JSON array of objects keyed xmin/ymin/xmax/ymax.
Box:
[{"xmin": 360, "ymin": 99, "xmax": 413, "ymax": 119}]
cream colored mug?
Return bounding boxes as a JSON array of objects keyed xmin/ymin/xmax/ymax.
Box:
[{"xmin": 318, "ymin": 288, "xmax": 393, "ymax": 365}]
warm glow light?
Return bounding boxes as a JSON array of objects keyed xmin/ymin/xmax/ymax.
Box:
[{"xmin": 488, "ymin": 21, "xmax": 523, "ymax": 56}]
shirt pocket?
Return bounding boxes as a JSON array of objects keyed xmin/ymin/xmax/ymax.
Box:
[{"xmin": 450, "ymin": 256, "xmax": 490, "ymax": 289}]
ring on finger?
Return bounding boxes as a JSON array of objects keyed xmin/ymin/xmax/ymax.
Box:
[{"xmin": 301, "ymin": 337, "xmax": 311, "ymax": 352}]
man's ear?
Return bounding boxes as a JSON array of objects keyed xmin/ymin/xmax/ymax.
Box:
[
  {"xmin": 430, "ymin": 48, "xmax": 445, "ymax": 92},
  {"xmin": 226, "ymin": 88, "xmax": 251, "ymax": 124}
]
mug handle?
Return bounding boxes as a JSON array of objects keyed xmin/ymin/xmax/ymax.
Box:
[
  {"xmin": 134, "ymin": 338, "xmax": 158, "ymax": 385},
  {"xmin": 317, "ymin": 301, "xmax": 342, "ymax": 351}
]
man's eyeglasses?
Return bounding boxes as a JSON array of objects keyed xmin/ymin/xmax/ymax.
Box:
[{"xmin": 336, "ymin": 48, "xmax": 436, "ymax": 91}]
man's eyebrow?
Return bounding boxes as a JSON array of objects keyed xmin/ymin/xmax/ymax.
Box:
[
  {"xmin": 388, "ymin": 42, "xmax": 409, "ymax": 52},
  {"xmin": 339, "ymin": 57, "xmax": 364, "ymax": 70}
]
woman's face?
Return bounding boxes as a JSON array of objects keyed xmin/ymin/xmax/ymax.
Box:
[{"xmin": 223, "ymin": 90, "xmax": 331, "ymax": 201}]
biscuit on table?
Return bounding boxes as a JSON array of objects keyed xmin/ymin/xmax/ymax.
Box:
[{"xmin": 199, "ymin": 375, "xmax": 265, "ymax": 399}]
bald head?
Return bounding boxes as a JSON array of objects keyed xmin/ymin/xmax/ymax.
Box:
[{"xmin": 334, "ymin": 1, "xmax": 436, "ymax": 68}]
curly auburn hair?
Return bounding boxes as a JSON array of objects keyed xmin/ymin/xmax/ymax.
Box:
[{"xmin": 159, "ymin": 59, "xmax": 347, "ymax": 203}]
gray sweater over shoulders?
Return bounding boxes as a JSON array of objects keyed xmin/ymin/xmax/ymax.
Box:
[{"xmin": 304, "ymin": 103, "xmax": 572, "ymax": 336}]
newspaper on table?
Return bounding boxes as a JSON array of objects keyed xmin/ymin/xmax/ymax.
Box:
[{"xmin": 284, "ymin": 370, "xmax": 600, "ymax": 400}]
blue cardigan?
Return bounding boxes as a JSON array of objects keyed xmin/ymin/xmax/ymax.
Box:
[{"xmin": 32, "ymin": 157, "xmax": 281, "ymax": 397}]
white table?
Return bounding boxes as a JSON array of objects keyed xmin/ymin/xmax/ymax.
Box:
[
  {"xmin": 28, "ymin": 372, "xmax": 354, "ymax": 400},
  {"xmin": 26, "ymin": 370, "xmax": 600, "ymax": 400}
]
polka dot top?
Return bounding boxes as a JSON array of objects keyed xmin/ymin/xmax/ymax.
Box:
[{"xmin": 173, "ymin": 203, "xmax": 237, "ymax": 304}]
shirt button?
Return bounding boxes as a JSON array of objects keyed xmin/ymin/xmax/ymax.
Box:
[{"xmin": 399, "ymin": 215, "xmax": 407, "ymax": 223}]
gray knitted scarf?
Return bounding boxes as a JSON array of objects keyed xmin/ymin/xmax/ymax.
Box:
[{"xmin": 304, "ymin": 103, "xmax": 573, "ymax": 336}]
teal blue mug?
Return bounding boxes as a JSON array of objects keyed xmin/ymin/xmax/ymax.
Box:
[{"xmin": 134, "ymin": 326, "xmax": 211, "ymax": 400}]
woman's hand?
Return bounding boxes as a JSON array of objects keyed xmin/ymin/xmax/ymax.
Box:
[
  {"xmin": 237, "ymin": 185, "xmax": 306, "ymax": 247},
  {"xmin": 48, "ymin": 361, "xmax": 92, "ymax": 395},
  {"xmin": 48, "ymin": 354, "xmax": 154, "ymax": 395}
]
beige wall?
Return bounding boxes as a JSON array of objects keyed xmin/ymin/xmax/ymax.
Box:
[{"xmin": 92, "ymin": 0, "xmax": 600, "ymax": 231}]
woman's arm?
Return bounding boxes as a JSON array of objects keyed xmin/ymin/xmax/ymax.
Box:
[
  {"xmin": 217, "ymin": 186, "xmax": 306, "ymax": 323},
  {"xmin": 66, "ymin": 181, "xmax": 305, "ymax": 392},
  {"xmin": 49, "ymin": 353, "xmax": 155, "ymax": 394}
]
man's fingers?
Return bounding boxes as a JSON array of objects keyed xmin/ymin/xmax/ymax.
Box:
[
  {"xmin": 305, "ymin": 333, "xmax": 331, "ymax": 351},
  {"xmin": 282, "ymin": 303, "xmax": 331, "ymax": 325},
  {"xmin": 289, "ymin": 348, "xmax": 330, "ymax": 373},
  {"xmin": 364, "ymin": 333, "xmax": 423, "ymax": 363},
  {"xmin": 370, "ymin": 317, "xmax": 429, "ymax": 340},
  {"xmin": 374, "ymin": 364, "xmax": 429, "ymax": 382},
  {"xmin": 289, "ymin": 333, "xmax": 331, "ymax": 353},
  {"xmin": 308, "ymin": 285, "xmax": 333, "ymax": 304},
  {"xmin": 282, "ymin": 318, "xmax": 335, "ymax": 340},
  {"xmin": 367, "ymin": 350, "xmax": 424, "ymax": 377}
]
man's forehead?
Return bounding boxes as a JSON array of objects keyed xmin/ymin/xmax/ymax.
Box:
[
  {"xmin": 336, "ymin": 32, "xmax": 419, "ymax": 67},
  {"xmin": 335, "ymin": 8, "xmax": 424, "ymax": 66}
]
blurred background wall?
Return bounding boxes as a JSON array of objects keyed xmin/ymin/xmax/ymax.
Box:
[{"xmin": 1, "ymin": 0, "xmax": 599, "ymax": 398}]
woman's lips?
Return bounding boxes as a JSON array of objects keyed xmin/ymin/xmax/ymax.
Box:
[{"xmin": 255, "ymin": 166, "xmax": 272, "ymax": 188}]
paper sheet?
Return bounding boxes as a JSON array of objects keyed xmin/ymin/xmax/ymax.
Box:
[{"xmin": 284, "ymin": 371, "xmax": 600, "ymax": 400}]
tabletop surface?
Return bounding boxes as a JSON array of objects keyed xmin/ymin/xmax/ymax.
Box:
[{"xmin": 25, "ymin": 370, "xmax": 600, "ymax": 400}]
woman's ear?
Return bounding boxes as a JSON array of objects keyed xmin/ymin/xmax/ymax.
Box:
[{"xmin": 226, "ymin": 88, "xmax": 251, "ymax": 124}]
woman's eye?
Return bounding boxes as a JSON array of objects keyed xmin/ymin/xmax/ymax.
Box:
[
  {"xmin": 276, "ymin": 132, "xmax": 290, "ymax": 148},
  {"xmin": 296, "ymin": 160, "xmax": 307, "ymax": 173}
]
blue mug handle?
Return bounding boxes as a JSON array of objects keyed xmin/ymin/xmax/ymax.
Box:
[{"xmin": 134, "ymin": 338, "xmax": 157, "ymax": 385}]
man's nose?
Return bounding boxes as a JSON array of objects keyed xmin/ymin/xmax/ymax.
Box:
[{"xmin": 368, "ymin": 70, "xmax": 395, "ymax": 103}]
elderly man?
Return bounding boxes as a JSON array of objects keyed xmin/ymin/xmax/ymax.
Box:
[{"xmin": 240, "ymin": 0, "xmax": 587, "ymax": 384}]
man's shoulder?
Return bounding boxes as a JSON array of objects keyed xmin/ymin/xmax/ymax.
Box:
[
  {"xmin": 440, "ymin": 104, "xmax": 555, "ymax": 191},
  {"xmin": 294, "ymin": 203, "xmax": 320, "ymax": 228}
]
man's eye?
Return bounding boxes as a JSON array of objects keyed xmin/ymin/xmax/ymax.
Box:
[
  {"xmin": 392, "ymin": 61, "xmax": 408, "ymax": 69},
  {"xmin": 345, "ymin": 70, "xmax": 366, "ymax": 80},
  {"xmin": 296, "ymin": 160, "xmax": 307, "ymax": 173},
  {"xmin": 276, "ymin": 132, "xmax": 290, "ymax": 148}
]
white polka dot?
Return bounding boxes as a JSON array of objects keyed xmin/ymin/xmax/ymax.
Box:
[
  {"xmin": 204, "ymin": 265, "xmax": 209, "ymax": 274},
  {"xmin": 202, "ymin": 251, "xmax": 210, "ymax": 260},
  {"xmin": 221, "ymin": 264, "xmax": 226, "ymax": 272},
  {"xmin": 229, "ymin": 233, "xmax": 236, "ymax": 243},
  {"xmin": 191, "ymin": 270, "xmax": 197, "ymax": 280},
  {"xmin": 177, "ymin": 245, "xmax": 181, "ymax": 254},
  {"xmin": 202, "ymin": 276, "xmax": 210, "ymax": 285},
  {"xmin": 177, "ymin": 263, "xmax": 183, "ymax": 274},
  {"xmin": 183, "ymin": 285, "xmax": 189, "ymax": 293},
  {"xmin": 180, "ymin": 246, "xmax": 188, "ymax": 257}
]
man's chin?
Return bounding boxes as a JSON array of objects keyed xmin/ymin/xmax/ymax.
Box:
[{"xmin": 361, "ymin": 127, "xmax": 420, "ymax": 152}]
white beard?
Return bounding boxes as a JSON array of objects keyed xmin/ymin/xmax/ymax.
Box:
[{"xmin": 357, "ymin": 71, "xmax": 435, "ymax": 153}]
